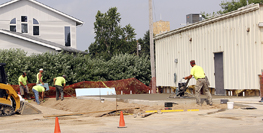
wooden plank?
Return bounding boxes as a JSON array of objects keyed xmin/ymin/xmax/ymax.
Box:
[
  {"xmin": 43, "ymin": 107, "xmax": 139, "ymax": 118},
  {"xmin": 234, "ymin": 101, "xmax": 263, "ymax": 104},
  {"xmin": 141, "ymin": 113, "xmax": 155, "ymax": 118},
  {"xmin": 145, "ymin": 110, "xmax": 158, "ymax": 113}
]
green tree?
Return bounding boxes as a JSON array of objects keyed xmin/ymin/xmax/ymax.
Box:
[
  {"xmin": 0, "ymin": 49, "xmax": 151, "ymax": 85},
  {"xmin": 137, "ymin": 30, "xmax": 156, "ymax": 59},
  {"xmin": 138, "ymin": 30, "xmax": 150, "ymax": 57},
  {"xmin": 219, "ymin": 0, "xmax": 263, "ymax": 14},
  {"xmin": 202, "ymin": 0, "xmax": 263, "ymax": 19},
  {"xmin": 89, "ymin": 7, "xmax": 137, "ymax": 60}
]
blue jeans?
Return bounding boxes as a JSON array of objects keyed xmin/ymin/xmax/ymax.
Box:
[{"xmin": 33, "ymin": 89, "xmax": 40, "ymax": 104}]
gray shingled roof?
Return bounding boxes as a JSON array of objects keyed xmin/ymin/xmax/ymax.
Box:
[{"xmin": 0, "ymin": 29, "xmax": 88, "ymax": 54}]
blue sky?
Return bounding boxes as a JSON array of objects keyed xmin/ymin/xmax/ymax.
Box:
[{"xmin": 0, "ymin": 0, "xmax": 225, "ymax": 51}]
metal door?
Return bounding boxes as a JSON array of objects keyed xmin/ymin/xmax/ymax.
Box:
[{"xmin": 214, "ymin": 52, "xmax": 225, "ymax": 95}]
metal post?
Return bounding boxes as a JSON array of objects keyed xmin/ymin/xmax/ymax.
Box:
[
  {"xmin": 137, "ymin": 40, "xmax": 139, "ymax": 56},
  {"xmin": 261, "ymin": 69, "xmax": 263, "ymax": 99},
  {"xmin": 149, "ymin": 0, "xmax": 156, "ymax": 93}
]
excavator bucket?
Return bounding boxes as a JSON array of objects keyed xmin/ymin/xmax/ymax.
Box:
[{"xmin": 20, "ymin": 102, "xmax": 41, "ymax": 115}]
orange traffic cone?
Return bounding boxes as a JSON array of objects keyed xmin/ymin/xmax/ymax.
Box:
[
  {"xmin": 54, "ymin": 117, "xmax": 61, "ymax": 133},
  {"xmin": 118, "ymin": 111, "xmax": 127, "ymax": 128}
]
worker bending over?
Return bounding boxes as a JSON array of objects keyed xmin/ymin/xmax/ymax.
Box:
[
  {"xmin": 53, "ymin": 75, "xmax": 66, "ymax": 101},
  {"xmin": 32, "ymin": 85, "xmax": 45, "ymax": 105},
  {"xmin": 184, "ymin": 60, "xmax": 212, "ymax": 106}
]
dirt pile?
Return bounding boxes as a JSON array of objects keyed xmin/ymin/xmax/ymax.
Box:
[
  {"xmin": 41, "ymin": 98, "xmax": 163, "ymax": 116},
  {"xmin": 39, "ymin": 97, "xmax": 231, "ymax": 117}
]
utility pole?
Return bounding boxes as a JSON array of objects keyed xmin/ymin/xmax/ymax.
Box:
[{"xmin": 149, "ymin": 0, "xmax": 156, "ymax": 94}]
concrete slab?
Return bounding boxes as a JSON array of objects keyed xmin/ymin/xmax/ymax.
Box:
[{"xmin": 1, "ymin": 94, "xmax": 263, "ymax": 133}]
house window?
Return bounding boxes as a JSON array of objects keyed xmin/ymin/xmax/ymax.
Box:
[
  {"xmin": 65, "ymin": 26, "xmax": 71, "ymax": 46},
  {"xmin": 21, "ymin": 16, "xmax": 27, "ymax": 22},
  {"xmin": 10, "ymin": 26, "xmax": 16, "ymax": 32},
  {"xmin": 33, "ymin": 18, "xmax": 39, "ymax": 24},
  {"xmin": 33, "ymin": 18, "xmax": 39, "ymax": 35},
  {"xmin": 10, "ymin": 18, "xmax": 16, "ymax": 24},
  {"xmin": 10, "ymin": 18, "xmax": 16, "ymax": 32},
  {"xmin": 21, "ymin": 24, "xmax": 28, "ymax": 33},
  {"xmin": 33, "ymin": 26, "xmax": 39, "ymax": 35},
  {"xmin": 21, "ymin": 16, "xmax": 28, "ymax": 33}
]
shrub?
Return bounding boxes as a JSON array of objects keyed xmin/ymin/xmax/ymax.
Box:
[{"xmin": 0, "ymin": 49, "xmax": 151, "ymax": 86}]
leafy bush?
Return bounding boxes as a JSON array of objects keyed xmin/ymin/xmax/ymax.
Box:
[{"xmin": 0, "ymin": 49, "xmax": 151, "ymax": 86}]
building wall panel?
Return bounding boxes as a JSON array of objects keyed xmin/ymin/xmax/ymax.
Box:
[{"xmin": 155, "ymin": 5, "xmax": 263, "ymax": 90}]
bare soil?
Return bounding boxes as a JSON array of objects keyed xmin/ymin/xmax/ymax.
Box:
[
  {"xmin": 39, "ymin": 97, "xmax": 232, "ymax": 117},
  {"xmin": 1, "ymin": 96, "xmax": 260, "ymax": 133}
]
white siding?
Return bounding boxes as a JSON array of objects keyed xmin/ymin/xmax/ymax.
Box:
[
  {"xmin": 0, "ymin": 34, "xmax": 57, "ymax": 55},
  {"xmin": 0, "ymin": 0, "xmax": 77, "ymax": 49},
  {"xmin": 155, "ymin": 4, "xmax": 263, "ymax": 90}
]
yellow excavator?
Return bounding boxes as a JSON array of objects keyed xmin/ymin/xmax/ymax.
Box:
[{"xmin": 0, "ymin": 63, "xmax": 41, "ymax": 116}]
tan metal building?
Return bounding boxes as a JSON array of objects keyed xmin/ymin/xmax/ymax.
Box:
[
  {"xmin": 153, "ymin": 20, "xmax": 170, "ymax": 35},
  {"xmin": 154, "ymin": 4, "xmax": 263, "ymax": 95}
]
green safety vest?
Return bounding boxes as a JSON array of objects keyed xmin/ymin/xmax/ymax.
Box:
[{"xmin": 36, "ymin": 73, "xmax": 43, "ymax": 84}]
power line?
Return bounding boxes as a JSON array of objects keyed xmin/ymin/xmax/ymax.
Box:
[{"xmin": 152, "ymin": 0, "xmax": 157, "ymax": 22}]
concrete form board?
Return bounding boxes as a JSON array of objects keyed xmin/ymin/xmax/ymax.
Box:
[{"xmin": 155, "ymin": 4, "xmax": 263, "ymax": 90}]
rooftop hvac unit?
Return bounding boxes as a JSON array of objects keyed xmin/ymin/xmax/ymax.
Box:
[{"xmin": 186, "ymin": 14, "xmax": 202, "ymax": 24}]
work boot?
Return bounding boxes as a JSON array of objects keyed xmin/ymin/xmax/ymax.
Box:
[
  {"xmin": 196, "ymin": 102, "xmax": 202, "ymax": 106},
  {"xmin": 201, "ymin": 98, "xmax": 207, "ymax": 105}
]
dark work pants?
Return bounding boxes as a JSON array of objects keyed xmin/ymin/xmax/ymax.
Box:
[{"xmin": 55, "ymin": 85, "xmax": 64, "ymax": 100}]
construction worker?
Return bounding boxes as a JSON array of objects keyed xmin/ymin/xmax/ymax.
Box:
[
  {"xmin": 18, "ymin": 72, "xmax": 30, "ymax": 99},
  {"xmin": 184, "ymin": 60, "xmax": 212, "ymax": 106},
  {"xmin": 53, "ymin": 75, "xmax": 66, "ymax": 101},
  {"xmin": 36, "ymin": 68, "xmax": 44, "ymax": 86},
  {"xmin": 32, "ymin": 85, "xmax": 45, "ymax": 105}
]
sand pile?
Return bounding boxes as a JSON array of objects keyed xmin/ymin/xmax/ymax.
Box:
[
  {"xmin": 40, "ymin": 97, "xmax": 231, "ymax": 117},
  {"xmin": 41, "ymin": 98, "xmax": 163, "ymax": 115}
]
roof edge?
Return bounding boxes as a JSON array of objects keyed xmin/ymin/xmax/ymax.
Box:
[
  {"xmin": 155, "ymin": 3, "xmax": 260, "ymax": 40},
  {"xmin": 0, "ymin": 29, "xmax": 88, "ymax": 54},
  {"xmin": 0, "ymin": 0, "xmax": 19, "ymax": 8},
  {"xmin": 0, "ymin": 30, "xmax": 61, "ymax": 51},
  {"xmin": 0, "ymin": 0, "xmax": 84, "ymax": 26},
  {"xmin": 29, "ymin": 0, "xmax": 84, "ymax": 25}
]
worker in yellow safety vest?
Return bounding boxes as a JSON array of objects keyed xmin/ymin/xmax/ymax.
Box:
[
  {"xmin": 18, "ymin": 72, "xmax": 30, "ymax": 99},
  {"xmin": 53, "ymin": 75, "xmax": 66, "ymax": 101},
  {"xmin": 36, "ymin": 68, "xmax": 44, "ymax": 86},
  {"xmin": 184, "ymin": 60, "xmax": 212, "ymax": 106}
]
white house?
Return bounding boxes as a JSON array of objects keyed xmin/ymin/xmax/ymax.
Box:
[
  {"xmin": 154, "ymin": 4, "xmax": 263, "ymax": 95},
  {"xmin": 0, "ymin": 0, "xmax": 86, "ymax": 55}
]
